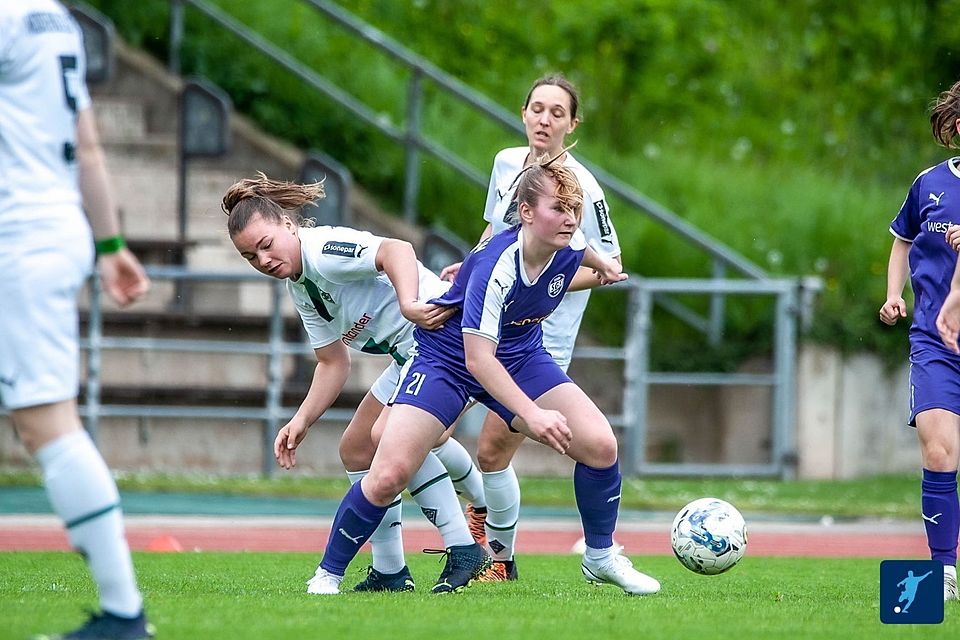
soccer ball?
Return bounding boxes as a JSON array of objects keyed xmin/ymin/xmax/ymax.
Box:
[{"xmin": 671, "ymin": 497, "xmax": 747, "ymax": 575}]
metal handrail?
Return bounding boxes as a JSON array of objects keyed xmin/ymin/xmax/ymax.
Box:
[
  {"xmin": 81, "ymin": 266, "xmax": 356, "ymax": 476},
  {"xmin": 169, "ymin": 0, "xmax": 767, "ymax": 281},
  {"xmin": 10, "ymin": 265, "xmax": 797, "ymax": 478}
]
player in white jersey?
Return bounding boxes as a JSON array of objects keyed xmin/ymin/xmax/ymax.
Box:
[
  {"xmin": 221, "ymin": 174, "xmax": 490, "ymax": 593},
  {"xmin": 0, "ymin": 2, "xmax": 153, "ymax": 638},
  {"xmin": 441, "ymin": 74, "xmax": 621, "ymax": 580}
]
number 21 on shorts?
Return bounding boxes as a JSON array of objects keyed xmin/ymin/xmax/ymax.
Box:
[{"xmin": 405, "ymin": 371, "xmax": 426, "ymax": 396}]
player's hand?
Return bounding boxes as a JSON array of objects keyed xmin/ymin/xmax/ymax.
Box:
[
  {"xmin": 523, "ymin": 408, "xmax": 572, "ymax": 455},
  {"xmin": 98, "ymin": 248, "xmax": 150, "ymax": 307},
  {"xmin": 274, "ymin": 420, "xmax": 309, "ymax": 470},
  {"xmin": 439, "ymin": 261, "xmax": 462, "ymax": 282},
  {"xmin": 879, "ymin": 297, "xmax": 907, "ymax": 325},
  {"xmin": 401, "ymin": 301, "xmax": 456, "ymax": 330},
  {"xmin": 595, "ymin": 258, "xmax": 628, "ymax": 286},
  {"xmin": 946, "ymin": 225, "xmax": 960, "ymax": 252},
  {"xmin": 937, "ymin": 290, "xmax": 960, "ymax": 353}
]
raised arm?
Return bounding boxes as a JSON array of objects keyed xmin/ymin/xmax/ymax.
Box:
[
  {"xmin": 274, "ymin": 340, "xmax": 351, "ymax": 469},
  {"xmin": 579, "ymin": 245, "xmax": 628, "ymax": 287},
  {"xmin": 376, "ymin": 238, "xmax": 454, "ymax": 330},
  {"xmin": 463, "ymin": 333, "xmax": 571, "ymax": 454},
  {"xmin": 567, "ymin": 254, "xmax": 623, "ymax": 292}
]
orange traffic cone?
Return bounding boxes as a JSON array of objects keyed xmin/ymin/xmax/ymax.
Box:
[{"xmin": 146, "ymin": 534, "xmax": 183, "ymax": 552}]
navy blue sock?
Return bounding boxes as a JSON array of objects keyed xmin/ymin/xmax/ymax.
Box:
[
  {"xmin": 573, "ymin": 460, "xmax": 621, "ymax": 549},
  {"xmin": 921, "ymin": 468, "xmax": 959, "ymax": 566},
  {"xmin": 320, "ymin": 481, "xmax": 388, "ymax": 575}
]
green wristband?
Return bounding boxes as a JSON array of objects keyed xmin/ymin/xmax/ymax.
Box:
[{"xmin": 95, "ymin": 235, "xmax": 126, "ymax": 256}]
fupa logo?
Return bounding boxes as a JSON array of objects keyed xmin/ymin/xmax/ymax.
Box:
[{"xmin": 879, "ymin": 560, "xmax": 944, "ymax": 624}]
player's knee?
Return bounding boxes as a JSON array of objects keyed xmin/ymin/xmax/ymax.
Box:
[
  {"xmin": 476, "ymin": 448, "xmax": 507, "ymax": 472},
  {"xmin": 923, "ymin": 444, "xmax": 959, "ymax": 472},
  {"xmin": 582, "ymin": 433, "xmax": 618, "ymax": 469},
  {"xmin": 476, "ymin": 436, "xmax": 512, "ymax": 472},
  {"xmin": 366, "ymin": 465, "xmax": 411, "ymax": 504},
  {"xmin": 338, "ymin": 436, "xmax": 374, "ymax": 471}
]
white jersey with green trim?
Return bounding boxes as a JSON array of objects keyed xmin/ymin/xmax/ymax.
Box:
[
  {"xmin": 287, "ymin": 226, "xmax": 450, "ymax": 363},
  {"xmin": 0, "ymin": 0, "xmax": 91, "ymax": 218},
  {"xmin": 481, "ymin": 146, "xmax": 622, "ymax": 367}
]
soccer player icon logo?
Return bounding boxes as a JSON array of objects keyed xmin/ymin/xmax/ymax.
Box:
[
  {"xmin": 879, "ymin": 560, "xmax": 943, "ymax": 624},
  {"xmin": 896, "ymin": 570, "xmax": 932, "ymax": 613}
]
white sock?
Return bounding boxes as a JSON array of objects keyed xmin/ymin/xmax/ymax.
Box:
[
  {"xmin": 482, "ymin": 465, "xmax": 520, "ymax": 561},
  {"xmin": 409, "ymin": 452, "xmax": 473, "ymax": 548},
  {"xmin": 431, "ymin": 439, "xmax": 485, "ymax": 507},
  {"xmin": 583, "ymin": 544, "xmax": 615, "ymax": 566},
  {"xmin": 37, "ymin": 430, "xmax": 142, "ymax": 618},
  {"xmin": 346, "ymin": 470, "xmax": 405, "ymax": 574}
]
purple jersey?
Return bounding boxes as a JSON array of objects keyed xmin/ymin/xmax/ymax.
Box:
[
  {"xmin": 890, "ymin": 158, "xmax": 960, "ymax": 351},
  {"xmin": 414, "ymin": 225, "xmax": 586, "ymax": 369}
]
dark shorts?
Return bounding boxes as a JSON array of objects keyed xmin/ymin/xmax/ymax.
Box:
[
  {"xmin": 389, "ymin": 347, "xmax": 571, "ymax": 429},
  {"xmin": 907, "ymin": 348, "xmax": 960, "ymax": 426}
]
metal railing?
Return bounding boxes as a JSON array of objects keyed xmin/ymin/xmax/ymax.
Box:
[
  {"xmin": 69, "ymin": 268, "xmax": 799, "ymax": 478},
  {"xmin": 81, "ymin": 266, "xmax": 355, "ymax": 476}
]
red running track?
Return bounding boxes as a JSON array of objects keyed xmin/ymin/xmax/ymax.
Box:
[{"xmin": 0, "ymin": 519, "xmax": 929, "ymax": 558}]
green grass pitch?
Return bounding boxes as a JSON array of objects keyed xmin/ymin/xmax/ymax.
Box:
[{"xmin": 0, "ymin": 551, "xmax": 953, "ymax": 639}]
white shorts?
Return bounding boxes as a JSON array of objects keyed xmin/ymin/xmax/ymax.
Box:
[
  {"xmin": 0, "ymin": 210, "xmax": 94, "ymax": 410},
  {"xmin": 369, "ymin": 360, "xmax": 404, "ymax": 405}
]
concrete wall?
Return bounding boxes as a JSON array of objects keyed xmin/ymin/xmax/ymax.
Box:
[{"xmin": 796, "ymin": 345, "xmax": 917, "ymax": 479}]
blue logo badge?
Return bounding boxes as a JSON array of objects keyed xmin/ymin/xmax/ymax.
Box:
[{"xmin": 880, "ymin": 560, "xmax": 943, "ymax": 624}]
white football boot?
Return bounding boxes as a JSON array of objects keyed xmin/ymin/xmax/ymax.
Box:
[
  {"xmin": 945, "ymin": 565, "xmax": 958, "ymax": 602},
  {"xmin": 581, "ymin": 553, "xmax": 660, "ymax": 595},
  {"xmin": 306, "ymin": 566, "xmax": 343, "ymax": 595}
]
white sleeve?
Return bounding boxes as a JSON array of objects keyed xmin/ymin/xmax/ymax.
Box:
[
  {"xmin": 577, "ymin": 177, "xmax": 621, "ymax": 259},
  {"xmin": 287, "ymin": 285, "xmax": 340, "ymax": 349},
  {"xmin": 309, "ymin": 227, "xmax": 384, "ymax": 284},
  {"xmin": 481, "ymin": 158, "xmax": 500, "ymax": 224}
]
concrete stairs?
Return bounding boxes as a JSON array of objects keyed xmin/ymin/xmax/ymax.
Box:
[{"xmin": 78, "ymin": 39, "xmax": 411, "ymax": 418}]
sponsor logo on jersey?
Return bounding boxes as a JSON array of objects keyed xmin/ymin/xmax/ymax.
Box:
[
  {"xmin": 925, "ymin": 220, "xmax": 958, "ymax": 234},
  {"xmin": 341, "ymin": 313, "xmax": 373, "ymax": 346},
  {"xmin": 930, "ymin": 191, "xmax": 945, "ymax": 206},
  {"xmin": 26, "ymin": 12, "xmax": 74, "ymax": 35},
  {"xmin": 507, "ymin": 314, "xmax": 551, "ymax": 327},
  {"xmin": 594, "ymin": 200, "xmax": 613, "ymax": 244},
  {"xmin": 322, "ymin": 241, "xmax": 367, "ymax": 258},
  {"xmin": 548, "ymin": 274, "xmax": 565, "ymax": 298}
]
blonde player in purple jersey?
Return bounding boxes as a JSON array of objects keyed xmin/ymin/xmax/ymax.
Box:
[
  {"xmin": 440, "ymin": 74, "xmax": 621, "ymax": 581},
  {"xmin": 221, "ymin": 174, "xmax": 490, "ymax": 593},
  {"xmin": 0, "ymin": 1, "xmax": 153, "ymax": 638},
  {"xmin": 882, "ymin": 78, "xmax": 960, "ymax": 603},
  {"xmin": 308, "ymin": 156, "xmax": 660, "ymax": 597}
]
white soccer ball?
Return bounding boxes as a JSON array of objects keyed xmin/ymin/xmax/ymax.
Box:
[{"xmin": 671, "ymin": 497, "xmax": 747, "ymax": 575}]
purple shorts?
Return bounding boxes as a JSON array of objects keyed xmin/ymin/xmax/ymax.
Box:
[
  {"xmin": 389, "ymin": 347, "xmax": 571, "ymax": 429},
  {"xmin": 908, "ymin": 347, "xmax": 960, "ymax": 426}
]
